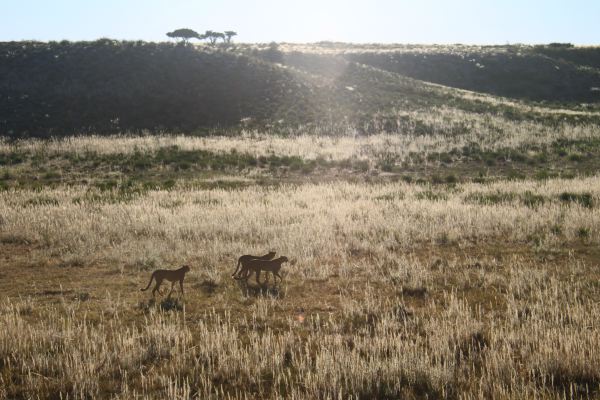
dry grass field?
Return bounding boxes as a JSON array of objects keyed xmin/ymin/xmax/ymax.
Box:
[
  {"xmin": 1, "ymin": 128, "xmax": 600, "ymax": 399},
  {"xmin": 4, "ymin": 7, "xmax": 600, "ymax": 398}
]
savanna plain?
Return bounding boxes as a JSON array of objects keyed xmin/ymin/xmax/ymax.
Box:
[{"xmin": 1, "ymin": 42, "xmax": 600, "ymax": 399}]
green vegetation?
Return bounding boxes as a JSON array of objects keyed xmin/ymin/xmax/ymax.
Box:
[
  {"xmin": 559, "ymin": 192, "xmax": 594, "ymax": 208},
  {"xmin": 467, "ymin": 190, "xmax": 547, "ymax": 208},
  {"xmin": 2, "ymin": 133, "xmax": 600, "ymax": 191}
]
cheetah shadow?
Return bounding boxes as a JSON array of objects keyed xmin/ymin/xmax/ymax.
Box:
[
  {"xmin": 235, "ymin": 279, "xmax": 285, "ymax": 299},
  {"xmin": 138, "ymin": 296, "xmax": 184, "ymax": 312}
]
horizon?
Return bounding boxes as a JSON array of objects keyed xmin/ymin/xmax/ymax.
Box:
[
  {"xmin": 1, "ymin": 0, "xmax": 599, "ymax": 45},
  {"xmin": 5, "ymin": 39, "xmax": 599, "ymax": 47}
]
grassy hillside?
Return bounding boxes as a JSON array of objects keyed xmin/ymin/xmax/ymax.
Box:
[
  {"xmin": 0, "ymin": 40, "xmax": 320, "ymax": 137},
  {"xmin": 280, "ymin": 43, "xmax": 600, "ymax": 103},
  {"xmin": 346, "ymin": 47, "xmax": 600, "ymax": 103},
  {"xmin": 2, "ymin": 40, "xmax": 600, "ymax": 137}
]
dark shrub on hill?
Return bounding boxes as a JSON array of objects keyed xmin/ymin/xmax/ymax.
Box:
[{"xmin": 254, "ymin": 42, "xmax": 284, "ymax": 64}]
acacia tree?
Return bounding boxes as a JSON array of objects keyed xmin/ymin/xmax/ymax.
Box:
[
  {"xmin": 214, "ymin": 32, "xmax": 226, "ymax": 43},
  {"xmin": 166, "ymin": 28, "xmax": 200, "ymax": 43},
  {"xmin": 201, "ymin": 30, "xmax": 224, "ymax": 46},
  {"xmin": 224, "ymin": 31, "xmax": 237, "ymax": 44}
]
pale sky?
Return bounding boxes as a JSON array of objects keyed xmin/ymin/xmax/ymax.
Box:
[{"xmin": 1, "ymin": 0, "xmax": 599, "ymax": 44}]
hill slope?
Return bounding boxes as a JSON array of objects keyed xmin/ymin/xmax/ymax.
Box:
[
  {"xmin": 0, "ymin": 40, "xmax": 320, "ymax": 137},
  {"xmin": 2, "ymin": 41, "xmax": 600, "ymax": 137},
  {"xmin": 280, "ymin": 43, "xmax": 600, "ymax": 103}
]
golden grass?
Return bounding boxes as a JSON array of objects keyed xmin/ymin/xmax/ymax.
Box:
[
  {"xmin": 1, "ymin": 177, "xmax": 598, "ymax": 267},
  {"xmin": 2, "ymin": 252, "xmax": 599, "ymax": 399},
  {"xmin": 1, "ymin": 174, "xmax": 600, "ymax": 398},
  {"xmin": 1, "ymin": 128, "xmax": 600, "ymax": 398},
  {"xmin": 1, "ymin": 107, "xmax": 598, "ymax": 163}
]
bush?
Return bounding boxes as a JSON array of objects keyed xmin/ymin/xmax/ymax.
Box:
[
  {"xmin": 522, "ymin": 191, "xmax": 546, "ymax": 208},
  {"xmin": 256, "ymin": 42, "xmax": 284, "ymax": 64},
  {"xmin": 547, "ymin": 43, "xmax": 574, "ymax": 48},
  {"xmin": 568, "ymin": 153, "xmax": 584, "ymax": 162},
  {"xmin": 559, "ymin": 192, "xmax": 594, "ymax": 208},
  {"xmin": 577, "ymin": 227, "xmax": 590, "ymax": 239},
  {"xmin": 445, "ymin": 174, "xmax": 458, "ymax": 184}
]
